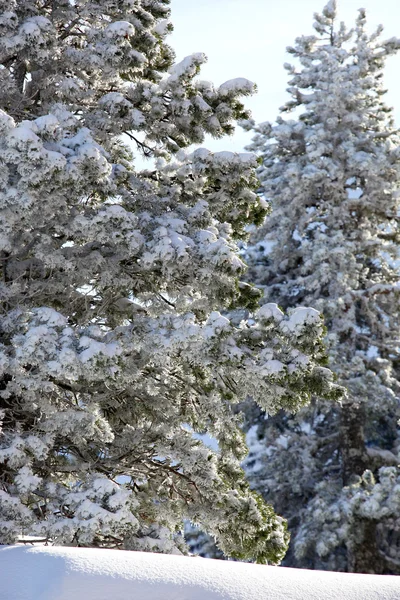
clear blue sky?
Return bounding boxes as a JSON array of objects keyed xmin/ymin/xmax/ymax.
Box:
[{"xmin": 169, "ymin": 0, "xmax": 400, "ymax": 152}]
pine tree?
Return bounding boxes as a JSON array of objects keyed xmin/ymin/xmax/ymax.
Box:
[
  {"xmin": 243, "ymin": 1, "xmax": 400, "ymax": 573},
  {"xmin": 0, "ymin": 1, "xmax": 340, "ymax": 562},
  {"xmin": 185, "ymin": 522, "xmax": 225, "ymax": 560}
]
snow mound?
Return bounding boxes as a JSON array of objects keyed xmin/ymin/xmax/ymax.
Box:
[{"xmin": 1, "ymin": 545, "xmax": 400, "ymax": 600}]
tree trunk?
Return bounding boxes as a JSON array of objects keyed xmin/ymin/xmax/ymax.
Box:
[
  {"xmin": 347, "ymin": 519, "xmax": 391, "ymax": 574},
  {"xmin": 340, "ymin": 404, "xmax": 393, "ymax": 573},
  {"xmin": 340, "ymin": 402, "xmax": 369, "ymax": 486}
]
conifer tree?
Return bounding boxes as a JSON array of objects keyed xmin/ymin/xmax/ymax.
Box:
[
  {"xmin": 243, "ymin": 1, "xmax": 400, "ymax": 572},
  {"xmin": 0, "ymin": 1, "xmax": 340, "ymax": 561}
]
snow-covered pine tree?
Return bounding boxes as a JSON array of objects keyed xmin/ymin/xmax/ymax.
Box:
[
  {"xmin": 0, "ymin": 0, "xmax": 341, "ymax": 563},
  {"xmin": 243, "ymin": 0, "xmax": 400, "ymax": 573}
]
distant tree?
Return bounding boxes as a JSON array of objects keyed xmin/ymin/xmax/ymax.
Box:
[
  {"xmin": 185, "ymin": 523, "xmax": 224, "ymax": 560},
  {"xmin": 0, "ymin": 0, "xmax": 340, "ymax": 562},
  {"xmin": 243, "ymin": 0, "xmax": 400, "ymax": 573}
]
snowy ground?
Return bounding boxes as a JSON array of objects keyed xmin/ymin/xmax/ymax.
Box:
[{"xmin": 1, "ymin": 545, "xmax": 400, "ymax": 600}]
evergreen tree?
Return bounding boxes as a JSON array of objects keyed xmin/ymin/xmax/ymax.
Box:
[
  {"xmin": 185, "ymin": 522, "xmax": 224, "ymax": 560},
  {"xmin": 0, "ymin": 1, "xmax": 340, "ymax": 562},
  {"xmin": 243, "ymin": 1, "xmax": 400, "ymax": 572}
]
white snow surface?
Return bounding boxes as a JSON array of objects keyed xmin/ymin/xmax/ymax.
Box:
[{"xmin": 1, "ymin": 545, "xmax": 400, "ymax": 600}]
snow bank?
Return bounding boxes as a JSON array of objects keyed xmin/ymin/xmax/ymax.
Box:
[{"xmin": 1, "ymin": 545, "xmax": 400, "ymax": 600}]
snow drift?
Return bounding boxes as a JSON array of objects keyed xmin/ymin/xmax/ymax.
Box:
[{"xmin": 1, "ymin": 545, "xmax": 399, "ymax": 600}]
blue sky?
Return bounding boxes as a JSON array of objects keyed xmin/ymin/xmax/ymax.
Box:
[{"xmin": 169, "ymin": 0, "xmax": 400, "ymax": 152}]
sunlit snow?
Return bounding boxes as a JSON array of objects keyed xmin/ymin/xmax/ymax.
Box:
[{"xmin": 2, "ymin": 545, "xmax": 400, "ymax": 600}]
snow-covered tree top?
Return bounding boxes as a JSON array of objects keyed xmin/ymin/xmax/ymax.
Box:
[{"xmin": 0, "ymin": 0, "xmax": 256, "ymax": 157}]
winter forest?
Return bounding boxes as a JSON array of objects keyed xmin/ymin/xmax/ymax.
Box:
[{"xmin": 1, "ymin": 0, "xmax": 400, "ymax": 597}]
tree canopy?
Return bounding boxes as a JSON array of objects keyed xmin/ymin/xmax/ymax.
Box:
[{"xmin": 0, "ymin": 0, "xmax": 340, "ymax": 563}]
